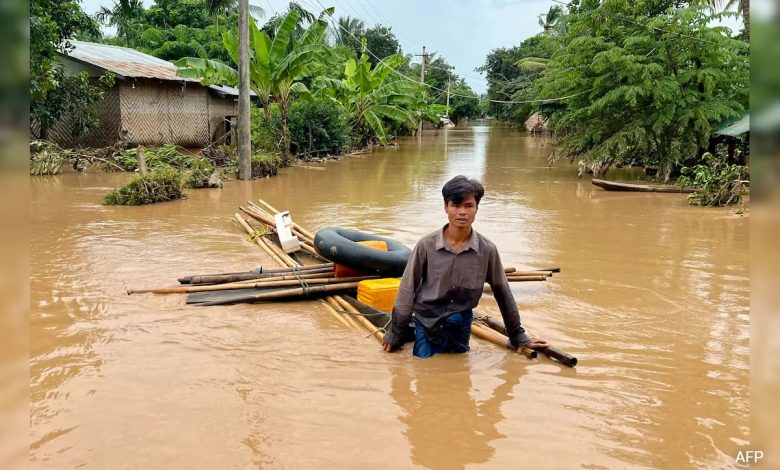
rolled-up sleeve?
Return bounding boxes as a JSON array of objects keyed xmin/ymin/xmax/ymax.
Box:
[
  {"xmin": 486, "ymin": 247, "xmax": 530, "ymax": 347},
  {"xmin": 385, "ymin": 241, "xmax": 426, "ymax": 347}
]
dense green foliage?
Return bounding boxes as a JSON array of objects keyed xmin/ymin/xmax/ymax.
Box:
[
  {"xmin": 287, "ymin": 99, "xmax": 350, "ymax": 155},
  {"xmin": 30, "ymin": 0, "xmax": 113, "ymax": 139},
  {"xmin": 479, "ymin": 0, "xmax": 749, "ymax": 185},
  {"xmin": 251, "ymin": 153, "xmax": 280, "ymax": 178},
  {"xmin": 536, "ymin": 0, "xmax": 748, "ymax": 180},
  {"xmin": 35, "ymin": 0, "xmax": 486, "ymax": 166},
  {"xmin": 177, "ymin": 8, "xmax": 333, "ymax": 162},
  {"xmin": 478, "ymin": 34, "xmax": 560, "ymax": 123},
  {"xmin": 250, "ymin": 107, "xmax": 283, "ymax": 155},
  {"xmin": 363, "ymin": 25, "xmax": 401, "ymax": 66},
  {"xmin": 678, "ymin": 151, "xmax": 747, "ymax": 206},
  {"xmin": 104, "ymin": 167, "xmax": 184, "ymax": 205},
  {"xmin": 313, "ymin": 42, "xmax": 436, "ymax": 146}
]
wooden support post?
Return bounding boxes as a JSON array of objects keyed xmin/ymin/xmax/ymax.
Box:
[{"xmin": 137, "ymin": 146, "xmax": 147, "ymax": 175}]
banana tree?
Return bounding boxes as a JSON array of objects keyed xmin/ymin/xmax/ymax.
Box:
[
  {"xmin": 176, "ymin": 8, "xmax": 332, "ymax": 160},
  {"xmin": 313, "ymin": 41, "xmax": 439, "ymax": 145}
]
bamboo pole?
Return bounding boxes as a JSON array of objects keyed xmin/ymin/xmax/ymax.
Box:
[
  {"xmin": 510, "ymin": 271, "xmax": 553, "ymax": 277},
  {"xmin": 333, "ymin": 296, "xmax": 385, "ymax": 343},
  {"xmin": 183, "ymin": 264, "xmax": 334, "ymax": 285},
  {"xmin": 475, "ymin": 313, "xmax": 577, "ymax": 367},
  {"xmin": 235, "ymin": 213, "xmax": 287, "ymax": 266},
  {"xmin": 237, "ymin": 205, "xmax": 376, "ymax": 342},
  {"xmin": 129, "ymin": 275, "xmax": 376, "ymax": 295},
  {"xmin": 505, "ymin": 275, "xmax": 548, "ymax": 282},
  {"xmin": 471, "ymin": 322, "xmax": 536, "ymax": 359},
  {"xmin": 325, "ymin": 296, "xmax": 363, "ymax": 330},
  {"xmin": 230, "ymin": 270, "xmax": 334, "ymax": 284},
  {"xmin": 256, "ymin": 197, "xmax": 316, "ymax": 241},
  {"xmin": 243, "ymin": 205, "xmax": 317, "ymax": 248},
  {"xmin": 241, "ymin": 207, "xmax": 322, "ymax": 260},
  {"xmin": 198, "ymin": 282, "xmax": 361, "ymax": 306},
  {"xmin": 260, "ymin": 235, "xmax": 298, "ymax": 267},
  {"xmin": 320, "ymin": 300, "xmax": 355, "ymax": 330}
]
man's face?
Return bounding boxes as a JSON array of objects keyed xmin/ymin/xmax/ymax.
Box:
[{"xmin": 444, "ymin": 194, "xmax": 478, "ymax": 230}]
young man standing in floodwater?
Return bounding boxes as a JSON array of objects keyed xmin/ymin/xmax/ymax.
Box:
[{"xmin": 382, "ymin": 175, "xmax": 546, "ymax": 358}]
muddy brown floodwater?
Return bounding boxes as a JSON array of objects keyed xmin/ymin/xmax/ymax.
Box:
[{"xmin": 30, "ymin": 121, "xmax": 749, "ymax": 469}]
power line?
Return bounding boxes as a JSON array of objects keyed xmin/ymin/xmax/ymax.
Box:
[{"xmin": 303, "ymin": 0, "xmax": 583, "ymax": 105}]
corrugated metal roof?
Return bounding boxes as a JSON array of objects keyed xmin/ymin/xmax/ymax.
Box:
[
  {"xmin": 63, "ymin": 40, "xmax": 198, "ymax": 82},
  {"xmin": 715, "ymin": 111, "xmax": 750, "ymax": 136},
  {"xmin": 61, "ymin": 41, "xmax": 257, "ymax": 98}
]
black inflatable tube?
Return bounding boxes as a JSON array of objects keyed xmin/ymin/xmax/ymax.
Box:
[{"xmin": 314, "ymin": 227, "xmax": 411, "ymax": 277}]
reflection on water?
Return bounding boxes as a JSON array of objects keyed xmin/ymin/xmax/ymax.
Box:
[
  {"xmin": 29, "ymin": 121, "xmax": 748, "ymax": 468},
  {"xmin": 391, "ymin": 358, "xmax": 517, "ymax": 469}
]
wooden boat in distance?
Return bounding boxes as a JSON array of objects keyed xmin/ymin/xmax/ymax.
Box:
[{"xmin": 592, "ymin": 179, "xmax": 697, "ymax": 194}]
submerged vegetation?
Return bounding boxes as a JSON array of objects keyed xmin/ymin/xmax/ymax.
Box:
[
  {"xmin": 678, "ymin": 151, "xmax": 748, "ymax": 207},
  {"xmin": 104, "ymin": 167, "xmax": 184, "ymax": 205}
]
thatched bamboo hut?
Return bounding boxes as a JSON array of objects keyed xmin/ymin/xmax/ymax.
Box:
[
  {"xmin": 524, "ymin": 112, "xmax": 550, "ymax": 135},
  {"xmin": 44, "ymin": 41, "xmax": 251, "ymax": 148}
]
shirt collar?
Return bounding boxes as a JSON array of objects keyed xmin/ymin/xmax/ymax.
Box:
[{"xmin": 436, "ymin": 224, "xmax": 480, "ymax": 254}]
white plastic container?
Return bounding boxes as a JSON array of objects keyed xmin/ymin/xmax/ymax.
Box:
[{"xmin": 274, "ymin": 211, "xmax": 301, "ymax": 253}]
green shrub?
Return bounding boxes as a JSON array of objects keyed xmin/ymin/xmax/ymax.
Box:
[
  {"xmin": 251, "ymin": 153, "xmax": 279, "ymax": 178},
  {"xmin": 184, "ymin": 158, "xmax": 219, "ymax": 188},
  {"xmin": 250, "ymin": 106, "xmax": 283, "ymax": 154},
  {"xmin": 678, "ymin": 152, "xmax": 748, "ymax": 206},
  {"xmin": 104, "ymin": 167, "xmax": 184, "ymax": 205},
  {"xmin": 113, "ymin": 145, "xmax": 195, "ymax": 171},
  {"xmin": 287, "ymin": 98, "xmax": 349, "ymax": 156},
  {"xmin": 30, "ymin": 141, "xmax": 68, "ymax": 175}
]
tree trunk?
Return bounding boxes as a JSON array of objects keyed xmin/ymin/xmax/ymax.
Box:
[
  {"xmin": 741, "ymin": 0, "xmax": 749, "ymax": 39},
  {"xmin": 280, "ymin": 100, "xmax": 291, "ymax": 165}
]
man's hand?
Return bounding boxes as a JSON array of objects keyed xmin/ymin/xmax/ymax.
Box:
[
  {"xmin": 383, "ymin": 341, "xmax": 396, "ymax": 353},
  {"xmin": 518, "ymin": 335, "xmax": 548, "ymax": 351}
]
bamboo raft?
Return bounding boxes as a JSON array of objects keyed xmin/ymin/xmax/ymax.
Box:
[{"xmin": 126, "ymin": 197, "xmax": 577, "ymax": 366}]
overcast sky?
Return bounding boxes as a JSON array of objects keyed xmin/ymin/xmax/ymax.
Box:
[
  {"xmin": 80, "ymin": 0, "xmax": 561, "ymax": 94},
  {"xmin": 80, "ymin": 0, "xmax": 740, "ymax": 94}
]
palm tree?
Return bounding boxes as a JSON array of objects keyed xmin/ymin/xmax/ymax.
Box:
[
  {"xmin": 332, "ymin": 16, "xmax": 365, "ymax": 51},
  {"xmin": 537, "ymin": 5, "xmax": 563, "ymax": 34},
  {"xmin": 706, "ymin": 0, "xmax": 749, "ymax": 38},
  {"xmin": 262, "ymin": 2, "xmax": 316, "ymax": 40},
  {"xmin": 205, "ymin": 0, "xmax": 265, "ymax": 24},
  {"xmin": 94, "ymin": 0, "xmax": 144, "ymax": 46}
]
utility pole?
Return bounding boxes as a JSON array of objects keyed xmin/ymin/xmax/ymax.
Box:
[
  {"xmin": 415, "ymin": 46, "xmax": 428, "ymax": 135},
  {"xmin": 237, "ymin": 0, "xmax": 251, "ymax": 180},
  {"xmin": 445, "ymin": 79, "xmax": 450, "ymax": 118}
]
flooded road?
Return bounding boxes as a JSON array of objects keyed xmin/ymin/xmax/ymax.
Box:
[{"xmin": 30, "ymin": 121, "xmax": 749, "ymax": 468}]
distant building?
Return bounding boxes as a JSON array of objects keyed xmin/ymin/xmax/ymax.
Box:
[
  {"xmin": 47, "ymin": 40, "xmax": 250, "ymax": 148},
  {"xmin": 524, "ymin": 112, "xmax": 550, "ymax": 134}
]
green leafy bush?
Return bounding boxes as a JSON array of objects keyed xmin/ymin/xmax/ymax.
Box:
[
  {"xmin": 104, "ymin": 167, "xmax": 184, "ymax": 205},
  {"xmin": 184, "ymin": 158, "xmax": 219, "ymax": 188},
  {"xmin": 250, "ymin": 107, "xmax": 283, "ymax": 155},
  {"xmin": 288, "ymin": 99, "xmax": 349, "ymax": 156},
  {"xmin": 30, "ymin": 141, "xmax": 69, "ymax": 175},
  {"xmin": 251, "ymin": 153, "xmax": 279, "ymax": 178},
  {"xmin": 678, "ymin": 152, "xmax": 748, "ymax": 206}
]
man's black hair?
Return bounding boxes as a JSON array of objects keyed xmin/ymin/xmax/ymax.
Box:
[{"xmin": 442, "ymin": 175, "xmax": 485, "ymax": 205}]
